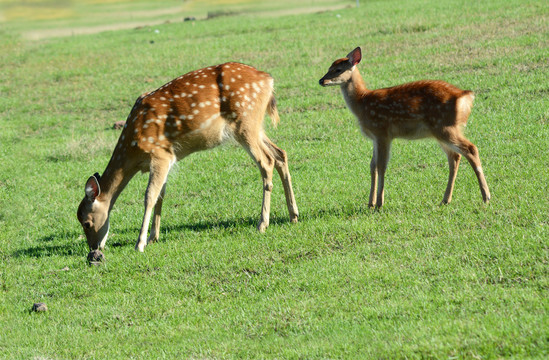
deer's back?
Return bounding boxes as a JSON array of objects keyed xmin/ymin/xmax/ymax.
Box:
[
  {"xmin": 358, "ymin": 80, "xmax": 474, "ymax": 139},
  {"xmin": 115, "ymin": 63, "xmax": 274, "ymax": 161}
]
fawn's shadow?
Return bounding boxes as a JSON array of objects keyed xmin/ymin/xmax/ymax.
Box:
[
  {"xmin": 12, "ymin": 230, "xmax": 85, "ymax": 258},
  {"xmin": 13, "ymin": 204, "xmax": 374, "ymax": 257}
]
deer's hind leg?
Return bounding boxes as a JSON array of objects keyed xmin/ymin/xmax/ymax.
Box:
[
  {"xmin": 438, "ymin": 129, "xmax": 490, "ymax": 204},
  {"xmin": 438, "ymin": 142, "xmax": 462, "ymax": 204},
  {"xmin": 242, "ymin": 139, "xmax": 275, "ymax": 232},
  {"xmin": 262, "ymin": 136, "xmax": 299, "ymax": 223},
  {"xmin": 135, "ymin": 152, "xmax": 175, "ymax": 252}
]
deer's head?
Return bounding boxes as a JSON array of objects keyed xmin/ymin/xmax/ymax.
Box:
[
  {"xmin": 319, "ymin": 47, "xmax": 362, "ymax": 87},
  {"xmin": 77, "ymin": 173, "xmax": 110, "ymax": 250}
]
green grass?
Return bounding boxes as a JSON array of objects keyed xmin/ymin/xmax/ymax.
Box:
[{"xmin": 1, "ymin": 0, "xmax": 548, "ymax": 358}]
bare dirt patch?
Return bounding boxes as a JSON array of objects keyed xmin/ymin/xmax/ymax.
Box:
[{"xmin": 22, "ymin": 4, "xmax": 350, "ymax": 40}]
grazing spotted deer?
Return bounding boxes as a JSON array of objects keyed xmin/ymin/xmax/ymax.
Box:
[
  {"xmin": 77, "ymin": 63, "xmax": 299, "ymax": 252},
  {"xmin": 319, "ymin": 47, "xmax": 490, "ymax": 207}
]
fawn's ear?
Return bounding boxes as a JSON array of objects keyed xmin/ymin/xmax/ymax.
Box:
[
  {"xmin": 85, "ymin": 174, "xmax": 101, "ymax": 201},
  {"xmin": 346, "ymin": 47, "xmax": 362, "ymax": 66}
]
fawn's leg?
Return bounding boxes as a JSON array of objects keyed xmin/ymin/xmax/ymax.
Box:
[
  {"xmin": 263, "ymin": 136, "xmax": 299, "ymax": 223},
  {"xmin": 368, "ymin": 155, "xmax": 377, "ymax": 207},
  {"xmin": 446, "ymin": 137, "xmax": 491, "ymax": 203},
  {"xmin": 439, "ymin": 142, "xmax": 462, "ymax": 204},
  {"xmin": 237, "ymin": 134, "xmax": 275, "ymax": 233},
  {"xmin": 135, "ymin": 156, "xmax": 172, "ymax": 252},
  {"xmin": 147, "ymin": 182, "xmax": 167, "ymax": 244},
  {"xmin": 374, "ymin": 139, "xmax": 391, "ymax": 208}
]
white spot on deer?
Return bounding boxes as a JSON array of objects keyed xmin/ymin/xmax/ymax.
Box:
[
  {"xmin": 148, "ymin": 137, "xmax": 154, "ymax": 143},
  {"xmin": 131, "ymin": 140, "xmax": 137, "ymax": 146},
  {"xmin": 193, "ymin": 109, "xmax": 199, "ymax": 115},
  {"xmin": 191, "ymin": 103, "xmax": 196, "ymax": 107},
  {"xmin": 231, "ymin": 78, "xmax": 235, "ymax": 83},
  {"xmin": 160, "ymin": 97, "xmax": 166, "ymax": 101},
  {"xmin": 179, "ymin": 115, "xmax": 186, "ymax": 120},
  {"xmin": 143, "ymin": 124, "xmax": 149, "ymax": 129},
  {"xmin": 159, "ymin": 135, "xmax": 166, "ymax": 141},
  {"xmin": 235, "ymin": 102, "xmax": 240, "ymax": 108},
  {"xmin": 199, "ymin": 102, "xmax": 205, "ymax": 108},
  {"xmin": 225, "ymin": 84, "xmax": 230, "ymax": 91},
  {"xmin": 199, "ymin": 85, "xmax": 205, "ymax": 89},
  {"xmin": 181, "ymin": 93, "xmax": 187, "ymax": 97}
]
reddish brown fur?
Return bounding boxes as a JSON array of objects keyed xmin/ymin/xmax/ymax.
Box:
[
  {"xmin": 78, "ymin": 63, "xmax": 298, "ymax": 252},
  {"xmin": 319, "ymin": 47, "xmax": 490, "ymax": 207}
]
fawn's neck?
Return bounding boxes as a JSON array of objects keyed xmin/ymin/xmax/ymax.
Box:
[
  {"xmin": 340, "ymin": 68, "xmax": 370, "ymax": 115},
  {"xmin": 98, "ymin": 150, "xmax": 137, "ymax": 211}
]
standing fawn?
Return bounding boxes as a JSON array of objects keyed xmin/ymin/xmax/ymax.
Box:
[
  {"xmin": 319, "ymin": 47, "xmax": 490, "ymax": 207},
  {"xmin": 77, "ymin": 63, "xmax": 299, "ymax": 252}
]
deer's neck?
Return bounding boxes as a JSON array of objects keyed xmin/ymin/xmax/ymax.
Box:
[
  {"xmin": 341, "ymin": 68, "xmax": 370, "ymax": 115},
  {"xmin": 98, "ymin": 151, "xmax": 137, "ymax": 211}
]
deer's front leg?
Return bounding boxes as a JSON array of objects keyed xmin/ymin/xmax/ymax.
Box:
[
  {"xmin": 147, "ymin": 182, "xmax": 167, "ymax": 244},
  {"xmin": 368, "ymin": 155, "xmax": 377, "ymax": 208},
  {"xmin": 374, "ymin": 139, "xmax": 391, "ymax": 208}
]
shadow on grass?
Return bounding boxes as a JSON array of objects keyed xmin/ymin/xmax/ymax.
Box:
[
  {"xmin": 13, "ymin": 204, "xmax": 376, "ymax": 256},
  {"xmin": 13, "ymin": 230, "xmax": 85, "ymax": 258}
]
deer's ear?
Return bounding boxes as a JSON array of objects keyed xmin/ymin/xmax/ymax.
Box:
[
  {"xmin": 346, "ymin": 47, "xmax": 362, "ymax": 66},
  {"xmin": 85, "ymin": 175, "xmax": 101, "ymax": 201}
]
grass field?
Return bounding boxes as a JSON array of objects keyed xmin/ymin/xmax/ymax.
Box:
[{"xmin": 1, "ymin": 0, "xmax": 548, "ymax": 358}]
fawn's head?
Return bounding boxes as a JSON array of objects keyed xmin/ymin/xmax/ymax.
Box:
[
  {"xmin": 319, "ymin": 47, "xmax": 362, "ymax": 87},
  {"xmin": 77, "ymin": 173, "xmax": 110, "ymax": 250}
]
